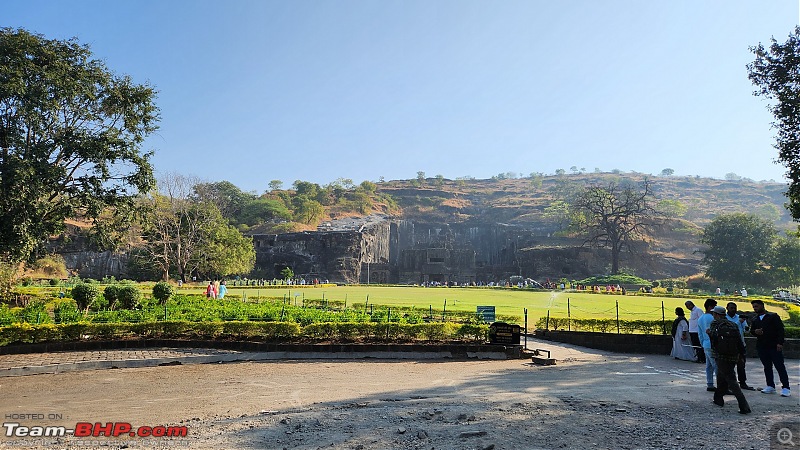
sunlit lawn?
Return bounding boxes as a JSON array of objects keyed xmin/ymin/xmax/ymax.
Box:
[{"xmin": 173, "ymin": 284, "xmax": 767, "ymax": 323}]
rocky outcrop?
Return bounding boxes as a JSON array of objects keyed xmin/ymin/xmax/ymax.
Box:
[
  {"xmin": 250, "ymin": 215, "xmax": 702, "ymax": 284},
  {"xmin": 60, "ymin": 250, "xmax": 129, "ymax": 279}
]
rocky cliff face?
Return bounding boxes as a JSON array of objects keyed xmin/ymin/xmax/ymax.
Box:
[
  {"xmin": 251, "ymin": 215, "xmax": 702, "ymax": 284},
  {"xmin": 60, "ymin": 250, "xmax": 129, "ymax": 279},
  {"xmin": 252, "ymin": 220, "xmax": 391, "ymax": 283}
]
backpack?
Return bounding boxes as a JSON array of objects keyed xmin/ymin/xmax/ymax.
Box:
[{"xmin": 711, "ymin": 320, "xmax": 741, "ymax": 356}]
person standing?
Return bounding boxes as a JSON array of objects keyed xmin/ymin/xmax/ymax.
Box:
[
  {"xmin": 206, "ymin": 282, "xmax": 214, "ymax": 299},
  {"xmin": 686, "ymin": 300, "xmax": 705, "ymax": 363},
  {"xmin": 726, "ymin": 302, "xmax": 754, "ymax": 390},
  {"xmin": 670, "ymin": 307, "xmax": 697, "ymax": 361},
  {"xmin": 709, "ymin": 306, "xmax": 751, "ymax": 414},
  {"xmin": 698, "ymin": 298, "xmax": 718, "ymax": 391},
  {"xmin": 750, "ymin": 299, "xmax": 791, "ymax": 397},
  {"xmin": 217, "ymin": 281, "xmax": 227, "ymax": 300}
]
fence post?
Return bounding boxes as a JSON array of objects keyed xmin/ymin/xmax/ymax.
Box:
[
  {"xmin": 567, "ymin": 298, "xmax": 571, "ymax": 331},
  {"xmin": 442, "ymin": 299, "xmax": 447, "ymax": 322},
  {"xmin": 546, "ymin": 309, "xmax": 550, "ymax": 331},
  {"xmin": 524, "ymin": 308, "xmax": 528, "ymax": 348},
  {"xmin": 616, "ymin": 300, "xmax": 620, "ymax": 334},
  {"xmin": 661, "ymin": 301, "xmax": 666, "ymax": 334},
  {"xmin": 164, "ymin": 303, "xmax": 167, "ymax": 322},
  {"xmin": 386, "ymin": 308, "xmax": 391, "ymax": 339}
]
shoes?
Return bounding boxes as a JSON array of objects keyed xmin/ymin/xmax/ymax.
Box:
[
  {"xmin": 712, "ymin": 399, "xmax": 724, "ymax": 407},
  {"xmin": 781, "ymin": 388, "xmax": 791, "ymax": 397},
  {"xmin": 740, "ymin": 383, "xmax": 756, "ymax": 391},
  {"xmin": 739, "ymin": 409, "xmax": 752, "ymax": 415},
  {"xmin": 706, "ymin": 386, "xmax": 716, "ymax": 392},
  {"xmin": 761, "ymin": 386, "xmax": 776, "ymax": 394}
]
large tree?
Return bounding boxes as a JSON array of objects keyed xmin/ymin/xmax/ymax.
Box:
[
  {"xmin": 0, "ymin": 28, "xmax": 158, "ymax": 263},
  {"xmin": 191, "ymin": 180, "xmax": 255, "ymax": 220},
  {"xmin": 769, "ymin": 231, "xmax": 800, "ymax": 287},
  {"xmin": 700, "ymin": 213, "xmax": 777, "ymax": 287},
  {"xmin": 748, "ymin": 27, "xmax": 800, "ymax": 219},
  {"xmin": 140, "ymin": 174, "xmax": 254, "ymax": 281},
  {"xmin": 570, "ymin": 179, "xmax": 655, "ymax": 274}
]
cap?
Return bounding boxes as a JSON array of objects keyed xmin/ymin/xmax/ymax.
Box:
[{"xmin": 712, "ymin": 305, "xmax": 726, "ymax": 314}]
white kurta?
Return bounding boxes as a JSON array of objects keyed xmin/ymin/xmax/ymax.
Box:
[{"xmin": 670, "ymin": 319, "xmax": 697, "ymax": 361}]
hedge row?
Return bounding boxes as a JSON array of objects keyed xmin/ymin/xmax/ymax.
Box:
[
  {"xmin": 535, "ymin": 317, "xmax": 666, "ymax": 334},
  {"xmin": 535, "ymin": 316, "xmax": 800, "ymax": 338},
  {"xmin": 0, "ymin": 321, "xmax": 489, "ymax": 346}
]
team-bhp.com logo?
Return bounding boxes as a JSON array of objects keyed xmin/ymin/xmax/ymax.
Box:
[{"xmin": 4, "ymin": 422, "xmax": 188, "ymax": 438}]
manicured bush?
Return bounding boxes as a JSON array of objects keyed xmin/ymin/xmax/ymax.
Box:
[
  {"xmin": 71, "ymin": 283, "xmax": 100, "ymax": 311},
  {"xmin": 152, "ymin": 281, "xmax": 173, "ymax": 304},
  {"xmin": 456, "ymin": 323, "xmax": 489, "ymax": 342},
  {"xmin": 116, "ymin": 285, "xmax": 141, "ymax": 310},
  {"xmin": 535, "ymin": 316, "xmax": 664, "ymax": 334},
  {"xmin": 103, "ymin": 285, "xmax": 120, "ymax": 306}
]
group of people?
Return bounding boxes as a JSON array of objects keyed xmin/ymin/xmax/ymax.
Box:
[
  {"xmin": 670, "ymin": 298, "xmax": 791, "ymax": 414},
  {"xmin": 205, "ymin": 280, "xmax": 227, "ymax": 299}
]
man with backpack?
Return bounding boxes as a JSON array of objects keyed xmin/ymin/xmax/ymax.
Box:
[
  {"xmin": 726, "ymin": 302, "xmax": 755, "ymax": 390},
  {"xmin": 709, "ymin": 305, "xmax": 751, "ymax": 414}
]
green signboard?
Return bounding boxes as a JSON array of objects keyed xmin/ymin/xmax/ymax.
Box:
[{"xmin": 476, "ymin": 306, "xmax": 496, "ymax": 323}]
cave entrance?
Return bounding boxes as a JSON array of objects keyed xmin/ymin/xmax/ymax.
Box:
[{"xmin": 428, "ymin": 274, "xmax": 445, "ymax": 283}]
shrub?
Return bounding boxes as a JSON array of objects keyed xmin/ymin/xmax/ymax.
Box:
[
  {"xmin": 71, "ymin": 283, "xmax": 100, "ymax": 311},
  {"xmin": 152, "ymin": 281, "xmax": 173, "ymax": 304},
  {"xmin": 786, "ymin": 305, "xmax": 800, "ymax": 326},
  {"xmin": 116, "ymin": 286, "xmax": 141, "ymax": 309},
  {"xmin": 103, "ymin": 285, "xmax": 120, "ymax": 307},
  {"xmin": 536, "ymin": 316, "xmax": 664, "ymax": 334},
  {"xmin": 456, "ymin": 324, "xmax": 489, "ymax": 342},
  {"xmin": 49, "ymin": 278, "xmax": 60, "ymax": 286}
]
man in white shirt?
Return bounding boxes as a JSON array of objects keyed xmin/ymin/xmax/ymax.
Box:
[{"xmin": 686, "ymin": 300, "xmax": 705, "ymax": 364}]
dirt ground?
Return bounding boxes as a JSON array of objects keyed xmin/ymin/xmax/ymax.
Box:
[{"xmin": 0, "ymin": 339, "xmax": 798, "ymax": 450}]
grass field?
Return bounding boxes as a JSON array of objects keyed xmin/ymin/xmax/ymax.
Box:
[{"xmin": 173, "ymin": 284, "xmax": 772, "ymax": 324}]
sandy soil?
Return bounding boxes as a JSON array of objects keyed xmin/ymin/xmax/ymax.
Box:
[{"xmin": 0, "ymin": 339, "xmax": 798, "ymax": 450}]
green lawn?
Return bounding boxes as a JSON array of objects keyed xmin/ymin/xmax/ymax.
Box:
[{"xmin": 184, "ymin": 285, "xmax": 767, "ymax": 323}]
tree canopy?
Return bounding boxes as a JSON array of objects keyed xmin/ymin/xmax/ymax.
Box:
[
  {"xmin": 0, "ymin": 28, "xmax": 158, "ymax": 263},
  {"xmin": 700, "ymin": 213, "xmax": 776, "ymax": 287},
  {"xmin": 748, "ymin": 27, "xmax": 800, "ymax": 220},
  {"xmin": 138, "ymin": 175, "xmax": 255, "ymax": 281}
]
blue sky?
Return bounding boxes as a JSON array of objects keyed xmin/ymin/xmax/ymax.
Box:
[{"xmin": 4, "ymin": 1, "xmax": 798, "ymax": 193}]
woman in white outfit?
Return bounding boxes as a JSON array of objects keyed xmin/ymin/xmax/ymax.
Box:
[{"xmin": 670, "ymin": 307, "xmax": 697, "ymax": 361}]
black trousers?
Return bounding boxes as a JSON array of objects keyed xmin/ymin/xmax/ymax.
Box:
[
  {"xmin": 735, "ymin": 352, "xmax": 747, "ymax": 385},
  {"xmin": 690, "ymin": 332, "xmax": 704, "ymax": 362},
  {"xmin": 714, "ymin": 358, "xmax": 750, "ymax": 412}
]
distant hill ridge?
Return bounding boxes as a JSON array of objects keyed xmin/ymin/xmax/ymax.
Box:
[{"xmin": 374, "ymin": 172, "xmax": 794, "ymax": 229}]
